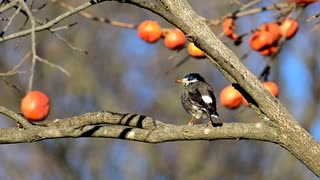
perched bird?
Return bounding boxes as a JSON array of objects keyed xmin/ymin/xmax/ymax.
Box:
[{"xmin": 176, "ymin": 73, "xmax": 219, "ymax": 126}]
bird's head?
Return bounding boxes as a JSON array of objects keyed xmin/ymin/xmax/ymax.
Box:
[{"xmin": 176, "ymin": 73, "xmax": 205, "ymax": 86}]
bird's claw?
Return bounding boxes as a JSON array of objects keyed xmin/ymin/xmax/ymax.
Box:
[{"xmin": 205, "ymin": 121, "xmax": 212, "ymax": 127}]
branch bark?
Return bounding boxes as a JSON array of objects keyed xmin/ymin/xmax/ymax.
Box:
[
  {"xmin": 0, "ymin": 109, "xmax": 277, "ymax": 144},
  {"xmin": 150, "ymin": 0, "xmax": 320, "ymax": 176}
]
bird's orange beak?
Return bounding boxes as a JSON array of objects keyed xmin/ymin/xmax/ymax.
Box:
[{"xmin": 175, "ymin": 79, "xmax": 183, "ymax": 83}]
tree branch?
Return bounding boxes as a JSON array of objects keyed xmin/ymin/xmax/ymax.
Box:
[
  {"xmin": 0, "ymin": 110, "xmax": 277, "ymax": 144},
  {"xmin": 0, "ymin": 106, "xmax": 32, "ymax": 128},
  {"xmin": 0, "ymin": 0, "xmax": 107, "ymax": 43},
  {"xmin": 127, "ymin": 0, "xmax": 320, "ymax": 176}
]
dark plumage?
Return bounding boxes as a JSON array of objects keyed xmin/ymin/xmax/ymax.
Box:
[{"xmin": 176, "ymin": 73, "xmax": 219, "ymax": 125}]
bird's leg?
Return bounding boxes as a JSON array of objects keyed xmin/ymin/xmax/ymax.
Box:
[
  {"xmin": 206, "ymin": 116, "xmax": 215, "ymax": 127},
  {"xmin": 188, "ymin": 116, "xmax": 195, "ymax": 125}
]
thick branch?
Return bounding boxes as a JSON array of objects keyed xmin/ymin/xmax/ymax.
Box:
[
  {"xmin": 150, "ymin": 0, "xmax": 320, "ymax": 176},
  {"xmin": 0, "ymin": 111, "xmax": 277, "ymax": 144}
]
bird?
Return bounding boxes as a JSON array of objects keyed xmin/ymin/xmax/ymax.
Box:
[{"xmin": 176, "ymin": 73, "xmax": 219, "ymax": 126}]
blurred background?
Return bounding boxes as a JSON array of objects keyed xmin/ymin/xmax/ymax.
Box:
[{"xmin": 0, "ymin": 0, "xmax": 319, "ymax": 179}]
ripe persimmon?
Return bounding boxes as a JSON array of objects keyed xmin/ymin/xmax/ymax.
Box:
[
  {"xmin": 260, "ymin": 22, "xmax": 281, "ymax": 43},
  {"xmin": 164, "ymin": 29, "xmax": 186, "ymax": 49},
  {"xmin": 287, "ymin": 0, "xmax": 317, "ymax": 5},
  {"xmin": 259, "ymin": 45, "xmax": 277, "ymax": 56},
  {"xmin": 263, "ymin": 81, "xmax": 279, "ymax": 97},
  {"xmin": 137, "ymin": 20, "xmax": 162, "ymax": 43},
  {"xmin": 21, "ymin": 90, "xmax": 50, "ymax": 121},
  {"xmin": 242, "ymin": 81, "xmax": 279, "ymax": 106},
  {"xmin": 249, "ymin": 30, "xmax": 274, "ymax": 51},
  {"xmin": 280, "ymin": 18, "xmax": 299, "ymax": 39},
  {"xmin": 223, "ymin": 17, "xmax": 236, "ymax": 37},
  {"xmin": 187, "ymin": 43, "xmax": 205, "ymax": 58},
  {"xmin": 220, "ymin": 85, "xmax": 242, "ymax": 109}
]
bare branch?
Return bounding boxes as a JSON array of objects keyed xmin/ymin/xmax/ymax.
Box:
[
  {"xmin": 17, "ymin": 0, "xmax": 37, "ymax": 91},
  {"xmin": 36, "ymin": 56, "xmax": 70, "ymax": 76},
  {"xmin": 0, "ymin": 0, "xmax": 17, "ymax": 14},
  {"xmin": 0, "ymin": 106, "xmax": 32, "ymax": 128},
  {"xmin": 0, "ymin": 0, "xmax": 107, "ymax": 43},
  {"xmin": 0, "ymin": 50, "xmax": 30, "ymax": 77},
  {"xmin": 0, "ymin": 110, "xmax": 278, "ymax": 144},
  {"xmin": 55, "ymin": 1, "xmax": 136, "ymax": 29},
  {"xmin": 50, "ymin": 32, "xmax": 88, "ymax": 54},
  {"xmin": 0, "ymin": 3, "xmax": 22, "ymax": 37}
]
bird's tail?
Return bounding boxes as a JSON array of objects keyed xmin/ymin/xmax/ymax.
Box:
[
  {"xmin": 206, "ymin": 109, "xmax": 219, "ymax": 126},
  {"xmin": 208, "ymin": 108, "xmax": 219, "ymax": 118},
  {"xmin": 211, "ymin": 113, "xmax": 219, "ymax": 118}
]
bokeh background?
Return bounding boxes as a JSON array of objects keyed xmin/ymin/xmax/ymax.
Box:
[{"xmin": 0, "ymin": 0, "xmax": 319, "ymax": 179}]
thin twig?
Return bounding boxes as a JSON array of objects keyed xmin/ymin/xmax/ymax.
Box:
[
  {"xmin": 0, "ymin": 77, "xmax": 23, "ymax": 93},
  {"xmin": 306, "ymin": 12, "xmax": 320, "ymax": 22},
  {"xmin": 167, "ymin": 48, "xmax": 184, "ymax": 60},
  {"xmin": 0, "ymin": 70, "xmax": 27, "ymax": 76},
  {"xmin": 0, "ymin": 0, "xmax": 109, "ymax": 42},
  {"xmin": 36, "ymin": 56, "xmax": 70, "ymax": 76},
  {"xmin": 0, "ymin": 0, "xmax": 17, "ymax": 14},
  {"xmin": 0, "ymin": 50, "xmax": 31, "ymax": 76},
  {"xmin": 166, "ymin": 55, "xmax": 191, "ymax": 74},
  {"xmin": 54, "ymin": 0, "xmax": 136, "ymax": 29},
  {"xmin": 239, "ymin": 0, "xmax": 261, "ymax": 11},
  {"xmin": 0, "ymin": 4, "xmax": 22, "ymax": 37},
  {"xmin": 49, "ymin": 22, "xmax": 78, "ymax": 32},
  {"xmin": 0, "ymin": 106, "xmax": 32, "ymax": 128},
  {"xmin": 18, "ymin": 0, "xmax": 36, "ymax": 92},
  {"xmin": 233, "ymin": 3, "xmax": 291, "ymax": 18},
  {"xmin": 51, "ymin": 32, "xmax": 88, "ymax": 54},
  {"xmin": 8, "ymin": 51, "xmax": 31, "ymax": 73}
]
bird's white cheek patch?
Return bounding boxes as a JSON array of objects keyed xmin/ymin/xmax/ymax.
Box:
[{"xmin": 202, "ymin": 95, "xmax": 212, "ymax": 104}]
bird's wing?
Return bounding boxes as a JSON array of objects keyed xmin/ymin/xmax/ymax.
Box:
[
  {"xmin": 188, "ymin": 89, "xmax": 207, "ymax": 107},
  {"xmin": 189, "ymin": 83, "xmax": 219, "ymax": 117}
]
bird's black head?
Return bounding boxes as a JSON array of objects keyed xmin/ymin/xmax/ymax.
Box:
[
  {"xmin": 183, "ymin": 73, "xmax": 205, "ymax": 82},
  {"xmin": 176, "ymin": 73, "xmax": 206, "ymax": 86}
]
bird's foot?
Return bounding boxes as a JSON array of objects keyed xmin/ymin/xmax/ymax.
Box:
[
  {"xmin": 187, "ymin": 116, "xmax": 195, "ymax": 125},
  {"xmin": 206, "ymin": 120, "xmax": 223, "ymax": 127},
  {"xmin": 205, "ymin": 121, "xmax": 212, "ymax": 127}
]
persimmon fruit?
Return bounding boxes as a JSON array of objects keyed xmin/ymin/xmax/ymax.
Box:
[
  {"xmin": 263, "ymin": 81, "xmax": 279, "ymax": 97},
  {"xmin": 223, "ymin": 17, "xmax": 236, "ymax": 37},
  {"xmin": 164, "ymin": 29, "xmax": 186, "ymax": 49},
  {"xmin": 21, "ymin": 90, "xmax": 50, "ymax": 121},
  {"xmin": 259, "ymin": 45, "xmax": 277, "ymax": 56},
  {"xmin": 249, "ymin": 30, "xmax": 274, "ymax": 51},
  {"xmin": 242, "ymin": 81, "xmax": 279, "ymax": 106},
  {"xmin": 260, "ymin": 22, "xmax": 281, "ymax": 43},
  {"xmin": 137, "ymin": 20, "xmax": 162, "ymax": 43},
  {"xmin": 287, "ymin": 0, "xmax": 317, "ymax": 5},
  {"xmin": 280, "ymin": 18, "xmax": 299, "ymax": 39},
  {"xmin": 187, "ymin": 43, "xmax": 205, "ymax": 58},
  {"xmin": 220, "ymin": 85, "xmax": 242, "ymax": 109}
]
